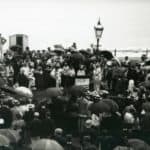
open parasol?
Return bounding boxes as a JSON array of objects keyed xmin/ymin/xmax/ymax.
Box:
[
  {"xmin": 0, "ymin": 129, "xmax": 20, "ymax": 144},
  {"xmin": 14, "ymin": 86, "xmax": 33, "ymax": 98},
  {"xmin": 128, "ymin": 139, "xmax": 150, "ymax": 150},
  {"xmin": 0, "ymin": 134, "xmax": 10, "ymax": 147},
  {"xmin": 32, "ymin": 139, "xmax": 64, "ymax": 150}
]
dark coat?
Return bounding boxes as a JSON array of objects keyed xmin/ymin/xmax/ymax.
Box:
[
  {"xmin": 29, "ymin": 118, "xmax": 42, "ymax": 137},
  {"xmin": 41, "ymin": 117, "xmax": 55, "ymax": 137},
  {"xmin": 17, "ymin": 73, "xmax": 29, "ymax": 87}
]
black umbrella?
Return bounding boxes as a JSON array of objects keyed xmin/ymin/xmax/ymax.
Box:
[
  {"xmin": 97, "ymin": 50, "xmax": 114, "ymax": 60},
  {"xmin": 89, "ymin": 100, "xmax": 111, "ymax": 115},
  {"xmin": 79, "ymin": 50, "xmax": 91, "ymax": 56},
  {"xmin": 68, "ymin": 86, "xmax": 87, "ymax": 97},
  {"xmin": 70, "ymin": 52, "xmax": 85, "ymax": 63},
  {"xmin": 32, "ymin": 139, "xmax": 64, "ymax": 150},
  {"xmin": 102, "ymin": 99, "xmax": 119, "ymax": 113}
]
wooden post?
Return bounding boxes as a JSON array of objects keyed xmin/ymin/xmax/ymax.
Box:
[
  {"xmin": 114, "ymin": 49, "xmax": 117, "ymax": 56},
  {"xmin": 146, "ymin": 49, "xmax": 149, "ymax": 57}
]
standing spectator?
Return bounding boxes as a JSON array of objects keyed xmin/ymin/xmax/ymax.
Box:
[
  {"xmin": 51, "ymin": 63, "xmax": 63, "ymax": 87},
  {"xmin": 80, "ymin": 119, "xmax": 97, "ymax": 145},
  {"xmin": 62, "ymin": 63, "xmax": 75, "ymax": 88},
  {"xmin": 41, "ymin": 112, "xmax": 55, "ymax": 138},
  {"xmin": 34, "ymin": 66, "xmax": 44, "ymax": 90},
  {"xmin": 29, "ymin": 112, "xmax": 42, "ymax": 137},
  {"xmin": 12, "ymin": 57, "xmax": 22, "ymax": 84},
  {"xmin": 23, "ymin": 105, "xmax": 34, "ymax": 124},
  {"xmin": 28, "ymin": 63, "xmax": 35, "ymax": 89},
  {"xmin": 16, "ymin": 69, "xmax": 29, "ymax": 87},
  {"xmin": 43, "ymin": 64, "xmax": 56, "ymax": 88},
  {"xmin": 105, "ymin": 62, "xmax": 113, "ymax": 91},
  {"xmin": 93, "ymin": 63, "xmax": 102, "ymax": 92},
  {"xmin": 53, "ymin": 128, "xmax": 66, "ymax": 147},
  {"xmin": 20, "ymin": 63, "xmax": 30, "ymax": 77},
  {"xmin": 123, "ymin": 56, "xmax": 130, "ymax": 67}
]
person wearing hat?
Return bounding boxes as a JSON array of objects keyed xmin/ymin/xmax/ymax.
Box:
[
  {"xmin": 23, "ymin": 104, "xmax": 34, "ymax": 124},
  {"xmin": 52, "ymin": 128, "xmax": 66, "ymax": 147},
  {"xmin": 34, "ymin": 65, "xmax": 44, "ymax": 90},
  {"xmin": 80, "ymin": 119, "xmax": 97, "ymax": 145},
  {"xmin": 40, "ymin": 111, "xmax": 55, "ymax": 138},
  {"xmin": 29, "ymin": 112, "xmax": 42, "ymax": 137},
  {"xmin": 16, "ymin": 67, "xmax": 29, "ymax": 87}
]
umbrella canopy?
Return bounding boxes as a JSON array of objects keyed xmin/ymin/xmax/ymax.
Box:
[
  {"xmin": 68, "ymin": 86, "xmax": 87, "ymax": 97},
  {"xmin": 0, "ymin": 134, "xmax": 10, "ymax": 147},
  {"xmin": 70, "ymin": 52, "xmax": 85, "ymax": 63},
  {"xmin": 79, "ymin": 50, "xmax": 91, "ymax": 56},
  {"xmin": 128, "ymin": 139, "xmax": 150, "ymax": 150},
  {"xmin": 102, "ymin": 99, "xmax": 119, "ymax": 113},
  {"xmin": 97, "ymin": 50, "xmax": 114, "ymax": 60},
  {"xmin": 32, "ymin": 139, "xmax": 64, "ymax": 150},
  {"xmin": 45, "ymin": 88, "xmax": 63, "ymax": 98},
  {"xmin": 14, "ymin": 87, "xmax": 33, "ymax": 98},
  {"xmin": 89, "ymin": 100, "xmax": 111, "ymax": 115},
  {"xmin": 0, "ymin": 129, "xmax": 20, "ymax": 144}
]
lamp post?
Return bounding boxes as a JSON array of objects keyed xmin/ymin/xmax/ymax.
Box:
[{"xmin": 94, "ymin": 19, "xmax": 104, "ymax": 53}]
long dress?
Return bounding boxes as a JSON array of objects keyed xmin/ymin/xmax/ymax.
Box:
[{"xmin": 93, "ymin": 67, "xmax": 102, "ymax": 92}]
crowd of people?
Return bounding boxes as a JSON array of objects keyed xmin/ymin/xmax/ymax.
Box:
[{"xmin": 0, "ymin": 46, "xmax": 150, "ymax": 150}]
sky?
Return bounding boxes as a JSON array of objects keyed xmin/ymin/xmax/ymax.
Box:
[{"xmin": 0, "ymin": 0, "xmax": 150, "ymax": 50}]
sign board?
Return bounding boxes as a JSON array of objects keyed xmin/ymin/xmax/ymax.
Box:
[{"xmin": 75, "ymin": 77, "xmax": 90, "ymax": 89}]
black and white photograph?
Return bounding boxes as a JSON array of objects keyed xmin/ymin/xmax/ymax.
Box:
[{"xmin": 0, "ymin": 0, "xmax": 150, "ymax": 149}]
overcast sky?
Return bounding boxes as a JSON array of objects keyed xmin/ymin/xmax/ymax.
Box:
[{"xmin": 0, "ymin": 0, "xmax": 150, "ymax": 50}]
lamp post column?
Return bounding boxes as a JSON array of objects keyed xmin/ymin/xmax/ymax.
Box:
[
  {"xmin": 97, "ymin": 38, "xmax": 100, "ymax": 52},
  {"xmin": 94, "ymin": 19, "xmax": 104, "ymax": 54}
]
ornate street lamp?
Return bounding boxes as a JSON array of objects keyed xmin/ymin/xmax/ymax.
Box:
[{"xmin": 94, "ymin": 19, "xmax": 104, "ymax": 52}]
